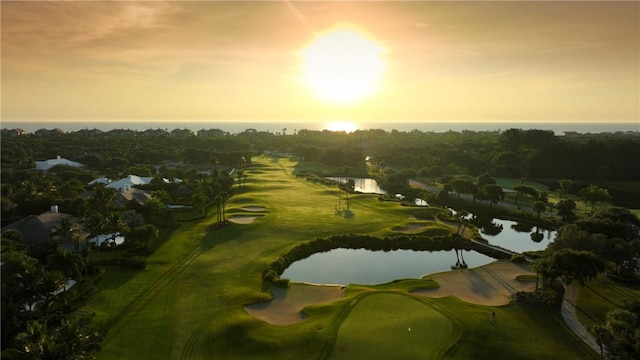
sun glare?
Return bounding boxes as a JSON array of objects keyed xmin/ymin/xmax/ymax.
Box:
[
  {"xmin": 302, "ymin": 25, "xmax": 385, "ymax": 105},
  {"xmin": 326, "ymin": 121, "xmax": 358, "ymax": 133}
]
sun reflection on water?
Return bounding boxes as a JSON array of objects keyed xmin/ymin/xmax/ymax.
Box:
[{"xmin": 326, "ymin": 121, "xmax": 358, "ymax": 133}]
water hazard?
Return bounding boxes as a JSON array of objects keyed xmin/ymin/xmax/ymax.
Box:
[{"xmin": 281, "ymin": 248, "xmax": 494, "ymax": 285}]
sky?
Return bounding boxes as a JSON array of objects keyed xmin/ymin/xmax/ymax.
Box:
[{"xmin": 2, "ymin": 1, "xmax": 639, "ymax": 124}]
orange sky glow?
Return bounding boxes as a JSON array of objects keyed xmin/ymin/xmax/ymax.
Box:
[{"xmin": 2, "ymin": 1, "xmax": 638, "ymax": 124}]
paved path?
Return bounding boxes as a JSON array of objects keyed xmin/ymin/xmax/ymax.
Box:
[{"xmin": 561, "ymin": 284, "xmax": 601, "ymax": 354}]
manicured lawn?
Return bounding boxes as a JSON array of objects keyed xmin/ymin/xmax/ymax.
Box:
[
  {"xmin": 86, "ymin": 156, "xmax": 602, "ymax": 359},
  {"xmin": 330, "ymin": 293, "xmax": 456, "ymax": 360},
  {"xmin": 575, "ymin": 275, "xmax": 640, "ymax": 329},
  {"xmin": 495, "ymin": 178, "xmax": 549, "ymax": 192},
  {"xmin": 440, "ymin": 297, "xmax": 597, "ymax": 360}
]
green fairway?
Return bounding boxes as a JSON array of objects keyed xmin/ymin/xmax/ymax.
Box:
[
  {"xmin": 576, "ymin": 275, "xmax": 640, "ymax": 329},
  {"xmin": 85, "ymin": 155, "xmax": 600, "ymax": 359},
  {"xmin": 331, "ymin": 293, "xmax": 456, "ymax": 360},
  {"xmin": 439, "ymin": 298, "xmax": 597, "ymax": 360}
]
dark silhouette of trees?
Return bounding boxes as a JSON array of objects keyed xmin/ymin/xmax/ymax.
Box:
[
  {"xmin": 46, "ymin": 248, "xmax": 82, "ymax": 291},
  {"xmin": 513, "ymin": 185, "xmax": 538, "ymax": 205},
  {"xmin": 593, "ymin": 301, "xmax": 640, "ymax": 360},
  {"xmin": 533, "ymin": 201, "xmax": 547, "ymax": 219},
  {"xmin": 556, "ymin": 199, "xmax": 577, "ymax": 223},
  {"xmin": 580, "ymin": 185, "xmax": 612, "ymax": 211},
  {"xmin": 482, "ymin": 184, "xmax": 505, "ymax": 206}
]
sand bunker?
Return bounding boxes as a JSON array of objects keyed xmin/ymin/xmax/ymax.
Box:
[
  {"xmin": 246, "ymin": 260, "xmax": 534, "ymax": 326},
  {"xmin": 241, "ymin": 206, "xmax": 265, "ymax": 212},
  {"xmin": 392, "ymin": 222, "xmax": 428, "ymax": 232},
  {"xmin": 245, "ymin": 284, "xmax": 345, "ymax": 326},
  {"xmin": 412, "ymin": 260, "xmax": 536, "ymax": 306},
  {"xmin": 228, "ymin": 215, "xmax": 262, "ymax": 224}
]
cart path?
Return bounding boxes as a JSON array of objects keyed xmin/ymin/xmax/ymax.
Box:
[{"xmin": 561, "ymin": 284, "xmax": 600, "ymax": 353}]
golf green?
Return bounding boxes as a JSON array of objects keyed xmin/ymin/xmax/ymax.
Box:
[{"xmin": 331, "ymin": 293, "xmax": 456, "ymax": 359}]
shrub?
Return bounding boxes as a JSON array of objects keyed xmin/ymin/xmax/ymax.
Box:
[
  {"xmin": 121, "ymin": 256, "xmax": 147, "ymax": 269},
  {"xmin": 272, "ymin": 278, "xmax": 290, "ymax": 288}
]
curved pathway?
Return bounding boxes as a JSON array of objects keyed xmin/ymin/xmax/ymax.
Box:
[{"xmin": 561, "ymin": 284, "xmax": 600, "ymax": 353}]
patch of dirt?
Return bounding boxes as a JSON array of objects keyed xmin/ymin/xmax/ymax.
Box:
[{"xmin": 392, "ymin": 222, "xmax": 428, "ymax": 232}]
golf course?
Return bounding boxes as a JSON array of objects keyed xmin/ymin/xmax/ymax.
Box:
[{"xmin": 86, "ymin": 155, "xmax": 598, "ymax": 359}]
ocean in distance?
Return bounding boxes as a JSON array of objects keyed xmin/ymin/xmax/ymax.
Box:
[{"xmin": 2, "ymin": 120, "xmax": 639, "ymax": 135}]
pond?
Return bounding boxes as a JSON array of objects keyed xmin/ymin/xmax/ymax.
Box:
[
  {"xmin": 473, "ymin": 217, "xmax": 556, "ymax": 253},
  {"xmin": 326, "ymin": 177, "xmax": 386, "ymax": 194},
  {"xmin": 281, "ymin": 248, "xmax": 494, "ymax": 285},
  {"xmin": 327, "ymin": 177, "xmax": 428, "ymax": 206}
]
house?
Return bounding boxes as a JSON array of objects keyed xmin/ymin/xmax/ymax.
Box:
[
  {"xmin": 34, "ymin": 128, "xmax": 64, "ymax": 136},
  {"xmin": 89, "ymin": 174, "xmax": 182, "ymax": 191},
  {"xmin": 73, "ymin": 128, "xmax": 103, "ymax": 136},
  {"xmin": 141, "ymin": 128, "xmax": 169, "ymax": 137},
  {"xmin": 105, "ymin": 128, "xmax": 137, "ymax": 137},
  {"xmin": 1, "ymin": 208, "xmax": 79, "ymax": 249},
  {"xmin": 197, "ymin": 128, "xmax": 225, "ymax": 137},
  {"xmin": 105, "ymin": 175, "xmax": 155, "ymax": 192},
  {"xmin": 88, "ymin": 174, "xmax": 182, "ymax": 206},
  {"xmin": 170, "ymin": 128, "xmax": 194, "ymax": 137},
  {"xmin": 1, "ymin": 128, "xmax": 27, "ymax": 137},
  {"xmin": 88, "ymin": 177, "xmax": 111, "ymax": 186},
  {"xmin": 87, "ymin": 232, "xmax": 125, "ymax": 247},
  {"xmin": 35, "ymin": 155, "xmax": 84, "ymax": 171},
  {"xmin": 113, "ymin": 187, "xmax": 153, "ymax": 207}
]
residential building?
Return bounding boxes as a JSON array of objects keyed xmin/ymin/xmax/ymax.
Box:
[{"xmin": 35, "ymin": 155, "xmax": 84, "ymax": 171}]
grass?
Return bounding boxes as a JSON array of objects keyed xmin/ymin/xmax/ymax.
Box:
[
  {"xmin": 86, "ymin": 156, "xmax": 602, "ymax": 359},
  {"xmin": 495, "ymin": 178, "xmax": 550, "ymax": 192},
  {"xmin": 330, "ymin": 293, "xmax": 456, "ymax": 359},
  {"xmin": 440, "ymin": 297, "xmax": 597, "ymax": 359},
  {"xmin": 575, "ymin": 274, "xmax": 640, "ymax": 329}
]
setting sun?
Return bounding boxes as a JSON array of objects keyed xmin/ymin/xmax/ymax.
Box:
[{"xmin": 302, "ymin": 25, "xmax": 386, "ymax": 105}]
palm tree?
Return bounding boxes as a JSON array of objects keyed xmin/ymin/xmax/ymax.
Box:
[
  {"xmin": 54, "ymin": 217, "xmax": 74, "ymax": 247},
  {"xmin": 345, "ymin": 179, "xmax": 355, "ymax": 209},
  {"xmin": 85, "ymin": 213, "xmax": 106, "ymax": 249},
  {"xmin": 56, "ymin": 316, "xmax": 103, "ymax": 359},
  {"xmin": 482, "ymin": 184, "xmax": 504, "ymax": 207},
  {"xmin": 89, "ymin": 183, "xmax": 117, "ymax": 216},
  {"xmin": 558, "ymin": 179, "xmax": 573, "ymax": 201},
  {"xmin": 218, "ymin": 191, "xmax": 229, "ymax": 222},
  {"xmin": 236, "ymin": 170, "xmax": 245, "ymax": 189},
  {"xmin": 79, "ymin": 245, "xmax": 96, "ymax": 276},
  {"xmin": 556, "ymin": 199, "xmax": 577, "ymax": 223},
  {"xmin": 10, "ymin": 317, "xmax": 102, "ymax": 360},
  {"xmin": 12, "ymin": 320, "xmax": 65, "ymax": 360},
  {"xmin": 214, "ymin": 195, "xmax": 223, "ymax": 223},
  {"xmin": 592, "ymin": 324, "xmax": 610, "ymax": 360},
  {"xmin": 531, "ymin": 256, "xmax": 556, "ymax": 295},
  {"xmin": 454, "ymin": 210, "xmax": 470, "ymax": 235},
  {"xmin": 36, "ymin": 269, "xmax": 65, "ymax": 315},
  {"xmin": 105, "ymin": 213, "xmax": 128, "ymax": 252},
  {"xmin": 47, "ymin": 248, "xmax": 82, "ymax": 291},
  {"xmin": 533, "ymin": 201, "xmax": 547, "ymax": 219}
]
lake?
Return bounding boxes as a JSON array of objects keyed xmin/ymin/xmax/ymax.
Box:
[
  {"xmin": 281, "ymin": 248, "xmax": 494, "ymax": 285},
  {"xmin": 326, "ymin": 177, "xmax": 386, "ymax": 194},
  {"xmin": 327, "ymin": 177, "xmax": 429, "ymax": 206},
  {"xmin": 281, "ymin": 216, "xmax": 553, "ymax": 285},
  {"xmin": 475, "ymin": 218, "xmax": 555, "ymax": 253}
]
